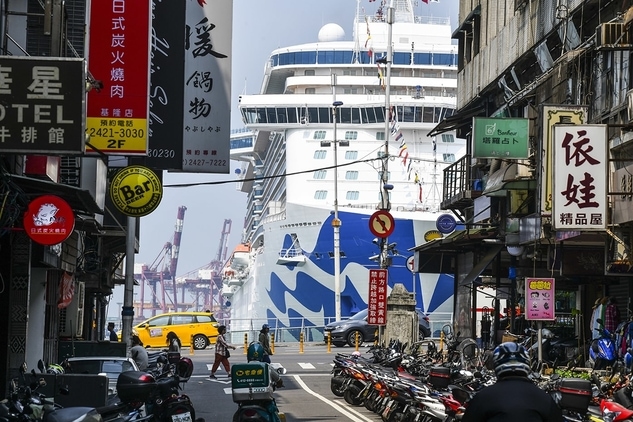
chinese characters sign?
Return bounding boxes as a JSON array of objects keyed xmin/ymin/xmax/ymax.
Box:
[
  {"xmin": 368, "ymin": 269, "xmax": 388, "ymax": 325},
  {"xmin": 0, "ymin": 57, "xmax": 85, "ymax": 154},
  {"xmin": 23, "ymin": 195, "xmax": 75, "ymax": 245},
  {"xmin": 86, "ymin": 0, "xmax": 151, "ymax": 155},
  {"xmin": 182, "ymin": 0, "xmax": 232, "ymax": 173},
  {"xmin": 553, "ymin": 125, "xmax": 607, "ymax": 231},
  {"xmin": 472, "ymin": 117, "xmax": 529, "ymax": 159},
  {"xmin": 525, "ymin": 277, "xmax": 555, "ymax": 321}
]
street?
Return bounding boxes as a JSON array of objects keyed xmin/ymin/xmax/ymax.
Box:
[{"xmin": 180, "ymin": 343, "xmax": 380, "ymax": 421}]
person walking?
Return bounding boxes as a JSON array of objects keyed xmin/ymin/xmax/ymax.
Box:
[
  {"xmin": 130, "ymin": 335, "xmax": 149, "ymax": 371},
  {"xmin": 166, "ymin": 332, "xmax": 182, "ymax": 364},
  {"xmin": 106, "ymin": 322, "xmax": 118, "ymax": 341},
  {"xmin": 258, "ymin": 324, "xmax": 273, "ymax": 364},
  {"xmin": 210, "ymin": 325, "xmax": 236, "ymax": 379},
  {"xmin": 462, "ymin": 342, "xmax": 562, "ymax": 422}
]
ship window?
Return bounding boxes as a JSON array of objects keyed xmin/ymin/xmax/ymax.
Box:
[
  {"xmin": 319, "ymin": 51, "xmax": 335, "ymax": 64},
  {"xmin": 305, "ymin": 88, "xmax": 316, "ymax": 94},
  {"xmin": 376, "ymin": 132, "xmax": 385, "ymax": 141},
  {"xmin": 434, "ymin": 107, "xmax": 442, "ymax": 123},
  {"xmin": 307, "ymin": 107, "xmax": 319, "ymax": 123},
  {"xmin": 339, "ymin": 108, "xmax": 351, "ymax": 124},
  {"xmin": 393, "ymin": 52, "xmax": 408, "ymax": 65},
  {"xmin": 344, "ymin": 131, "xmax": 357, "ymax": 140},
  {"xmin": 345, "ymin": 171, "xmax": 358, "ymax": 180},
  {"xmin": 364, "ymin": 108, "xmax": 377, "ymax": 123},
  {"xmin": 243, "ymin": 108, "xmax": 257, "ymax": 124},
  {"xmin": 346, "ymin": 191, "xmax": 359, "ymax": 200},
  {"xmin": 443, "ymin": 153, "xmax": 456, "ymax": 162},
  {"xmin": 441, "ymin": 134, "xmax": 454, "ymax": 143},
  {"xmin": 318, "ymin": 107, "xmax": 330, "ymax": 123},
  {"xmin": 287, "ymin": 108, "xmax": 298, "ymax": 123},
  {"xmin": 256, "ymin": 108, "xmax": 267, "ymax": 123},
  {"xmin": 415, "ymin": 52, "xmax": 431, "ymax": 65},
  {"xmin": 423, "ymin": 107, "xmax": 434, "ymax": 123},
  {"xmin": 343, "ymin": 88, "xmax": 358, "ymax": 94},
  {"xmin": 343, "ymin": 70, "xmax": 357, "ymax": 76},
  {"xmin": 402, "ymin": 106, "xmax": 415, "ymax": 123},
  {"xmin": 374, "ymin": 107, "xmax": 386, "ymax": 123},
  {"xmin": 314, "ymin": 150, "xmax": 327, "ymax": 159},
  {"xmin": 266, "ymin": 108, "xmax": 277, "ymax": 123},
  {"xmin": 313, "ymin": 170, "xmax": 327, "ymax": 179},
  {"xmin": 276, "ymin": 108, "xmax": 287, "ymax": 123},
  {"xmin": 378, "ymin": 170, "xmax": 391, "ymax": 180},
  {"xmin": 314, "ymin": 190, "xmax": 328, "ymax": 200},
  {"xmin": 351, "ymin": 108, "xmax": 360, "ymax": 123},
  {"xmin": 414, "ymin": 107, "xmax": 423, "ymax": 122},
  {"xmin": 313, "ymin": 131, "xmax": 326, "ymax": 140},
  {"xmin": 305, "ymin": 69, "xmax": 315, "ymax": 76},
  {"xmin": 345, "ymin": 150, "xmax": 358, "ymax": 160}
]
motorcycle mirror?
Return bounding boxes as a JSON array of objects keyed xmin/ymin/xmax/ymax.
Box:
[
  {"xmin": 38, "ymin": 360, "xmax": 45, "ymax": 373},
  {"xmin": 277, "ymin": 367, "xmax": 287, "ymax": 375}
]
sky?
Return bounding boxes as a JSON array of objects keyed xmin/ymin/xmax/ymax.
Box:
[{"xmin": 107, "ymin": 0, "xmax": 458, "ymax": 317}]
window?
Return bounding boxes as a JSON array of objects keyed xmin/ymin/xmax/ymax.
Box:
[
  {"xmin": 148, "ymin": 316, "xmax": 170, "ymax": 327},
  {"xmin": 314, "ymin": 170, "xmax": 327, "ymax": 179},
  {"xmin": 172, "ymin": 316, "xmax": 194, "ymax": 325},
  {"xmin": 196, "ymin": 314, "xmax": 217, "ymax": 323},
  {"xmin": 443, "ymin": 153, "xmax": 456, "ymax": 162},
  {"xmin": 345, "ymin": 171, "xmax": 358, "ymax": 180},
  {"xmin": 314, "ymin": 150, "xmax": 327, "ymax": 159},
  {"xmin": 376, "ymin": 132, "xmax": 385, "ymax": 141},
  {"xmin": 378, "ymin": 170, "xmax": 391, "ymax": 180},
  {"xmin": 314, "ymin": 190, "xmax": 328, "ymax": 200},
  {"xmin": 344, "ymin": 131, "xmax": 358, "ymax": 140},
  {"xmin": 441, "ymin": 134, "xmax": 454, "ymax": 143},
  {"xmin": 305, "ymin": 88, "xmax": 315, "ymax": 94},
  {"xmin": 346, "ymin": 191, "xmax": 359, "ymax": 200},
  {"xmin": 305, "ymin": 69, "xmax": 315, "ymax": 76},
  {"xmin": 314, "ymin": 131, "xmax": 326, "ymax": 140},
  {"xmin": 345, "ymin": 150, "xmax": 358, "ymax": 160}
]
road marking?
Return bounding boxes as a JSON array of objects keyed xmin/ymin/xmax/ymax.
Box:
[
  {"xmin": 298, "ymin": 363, "xmax": 315, "ymax": 369},
  {"xmin": 292, "ymin": 375, "xmax": 374, "ymax": 422}
]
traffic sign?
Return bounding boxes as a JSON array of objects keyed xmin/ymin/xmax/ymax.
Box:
[
  {"xmin": 369, "ymin": 210, "xmax": 395, "ymax": 238},
  {"xmin": 406, "ymin": 256, "xmax": 416, "ymax": 273},
  {"xmin": 436, "ymin": 213, "xmax": 457, "ymax": 234}
]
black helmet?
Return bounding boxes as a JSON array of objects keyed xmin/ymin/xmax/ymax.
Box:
[
  {"xmin": 176, "ymin": 357, "xmax": 193, "ymax": 381},
  {"xmin": 247, "ymin": 341, "xmax": 265, "ymax": 362},
  {"xmin": 493, "ymin": 342, "xmax": 530, "ymax": 378}
]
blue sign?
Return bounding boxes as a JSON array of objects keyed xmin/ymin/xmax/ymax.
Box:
[{"xmin": 436, "ymin": 214, "xmax": 457, "ymax": 234}]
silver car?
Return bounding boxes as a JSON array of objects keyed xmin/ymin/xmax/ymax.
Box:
[{"xmin": 64, "ymin": 356, "xmax": 140, "ymax": 397}]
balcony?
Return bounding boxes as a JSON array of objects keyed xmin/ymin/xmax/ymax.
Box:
[{"xmin": 441, "ymin": 154, "xmax": 482, "ymax": 215}]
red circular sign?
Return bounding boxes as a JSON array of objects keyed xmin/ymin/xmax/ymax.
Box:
[
  {"xmin": 369, "ymin": 210, "xmax": 395, "ymax": 238},
  {"xmin": 23, "ymin": 195, "xmax": 75, "ymax": 245}
]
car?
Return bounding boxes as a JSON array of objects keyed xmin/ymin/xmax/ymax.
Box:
[
  {"xmin": 64, "ymin": 356, "xmax": 140, "ymax": 397},
  {"xmin": 324, "ymin": 308, "xmax": 432, "ymax": 347},
  {"xmin": 132, "ymin": 310, "xmax": 219, "ymax": 350}
]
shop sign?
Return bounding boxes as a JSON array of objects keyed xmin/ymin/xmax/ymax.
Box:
[
  {"xmin": 23, "ymin": 195, "xmax": 75, "ymax": 245},
  {"xmin": 0, "ymin": 56, "xmax": 85, "ymax": 154},
  {"xmin": 368, "ymin": 269, "xmax": 388, "ymax": 325},
  {"xmin": 552, "ymin": 125, "xmax": 607, "ymax": 231},
  {"xmin": 525, "ymin": 277, "xmax": 555, "ymax": 321},
  {"xmin": 110, "ymin": 165, "xmax": 163, "ymax": 216},
  {"xmin": 85, "ymin": 0, "xmax": 151, "ymax": 155},
  {"xmin": 472, "ymin": 117, "xmax": 529, "ymax": 159}
]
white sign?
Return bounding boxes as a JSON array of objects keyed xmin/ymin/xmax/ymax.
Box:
[
  {"xmin": 406, "ymin": 256, "xmax": 415, "ymax": 273},
  {"xmin": 552, "ymin": 124, "xmax": 607, "ymax": 231}
]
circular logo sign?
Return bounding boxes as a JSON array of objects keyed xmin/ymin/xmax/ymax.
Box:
[
  {"xmin": 436, "ymin": 214, "xmax": 457, "ymax": 234},
  {"xmin": 369, "ymin": 210, "xmax": 395, "ymax": 238},
  {"xmin": 406, "ymin": 256, "xmax": 416, "ymax": 273},
  {"xmin": 110, "ymin": 166, "xmax": 163, "ymax": 217},
  {"xmin": 23, "ymin": 195, "xmax": 75, "ymax": 245},
  {"xmin": 424, "ymin": 230, "xmax": 443, "ymax": 242}
]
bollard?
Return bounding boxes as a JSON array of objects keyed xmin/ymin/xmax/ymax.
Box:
[
  {"xmin": 326, "ymin": 332, "xmax": 331, "ymax": 353},
  {"xmin": 271, "ymin": 332, "xmax": 275, "ymax": 354},
  {"xmin": 439, "ymin": 331, "xmax": 444, "ymax": 352},
  {"xmin": 244, "ymin": 333, "xmax": 248, "ymax": 354},
  {"xmin": 299, "ymin": 332, "xmax": 304, "ymax": 354},
  {"xmin": 355, "ymin": 331, "xmax": 359, "ymax": 351},
  {"xmin": 374, "ymin": 328, "xmax": 379, "ymax": 347},
  {"xmin": 190, "ymin": 335, "xmax": 194, "ymax": 355}
]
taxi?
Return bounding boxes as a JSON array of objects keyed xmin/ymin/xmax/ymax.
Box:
[{"xmin": 133, "ymin": 311, "xmax": 219, "ymax": 350}]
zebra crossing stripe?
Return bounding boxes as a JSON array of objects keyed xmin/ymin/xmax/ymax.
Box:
[{"xmin": 298, "ymin": 363, "xmax": 315, "ymax": 369}]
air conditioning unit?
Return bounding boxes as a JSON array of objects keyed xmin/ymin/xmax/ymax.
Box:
[
  {"xmin": 59, "ymin": 281, "xmax": 85, "ymax": 337},
  {"xmin": 597, "ymin": 23, "xmax": 632, "ymax": 49}
]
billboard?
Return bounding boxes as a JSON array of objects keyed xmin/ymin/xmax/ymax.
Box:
[
  {"xmin": 472, "ymin": 117, "xmax": 529, "ymax": 159},
  {"xmin": 368, "ymin": 269, "xmax": 388, "ymax": 325}
]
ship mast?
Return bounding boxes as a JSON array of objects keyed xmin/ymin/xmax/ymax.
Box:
[{"xmin": 352, "ymin": 0, "xmax": 361, "ymax": 64}]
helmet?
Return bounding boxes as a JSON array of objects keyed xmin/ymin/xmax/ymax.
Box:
[
  {"xmin": 262, "ymin": 324, "xmax": 269, "ymax": 330},
  {"xmin": 47, "ymin": 363, "xmax": 65, "ymax": 375},
  {"xmin": 351, "ymin": 351, "xmax": 361, "ymax": 358},
  {"xmin": 493, "ymin": 342, "xmax": 530, "ymax": 378},
  {"xmin": 176, "ymin": 357, "xmax": 193, "ymax": 381},
  {"xmin": 247, "ymin": 341, "xmax": 265, "ymax": 362}
]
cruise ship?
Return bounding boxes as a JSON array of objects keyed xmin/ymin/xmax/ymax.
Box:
[{"xmin": 224, "ymin": 0, "xmax": 464, "ymax": 334}]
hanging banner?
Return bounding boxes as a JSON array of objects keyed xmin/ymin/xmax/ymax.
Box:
[
  {"xmin": 552, "ymin": 124, "xmax": 607, "ymax": 231},
  {"xmin": 23, "ymin": 195, "xmax": 75, "ymax": 245},
  {"xmin": 58, "ymin": 272, "xmax": 75, "ymax": 309},
  {"xmin": 525, "ymin": 277, "xmax": 555, "ymax": 321},
  {"xmin": 85, "ymin": 0, "xmax": 151, "ymax": 155},
  {"xmin": 181, "ymin": 0, "xmax": 233, "ymax": 173},
  {"xmin": 368, "ymin": 269, "xmax": 388, "ymax": 325}
]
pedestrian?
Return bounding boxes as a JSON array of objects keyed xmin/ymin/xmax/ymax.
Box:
[
  {"xmin": 209, "ymin": 325, "xmax": 236, "ymax": 379},
  {"xmin": 130, "ymin": 335, "xmax": 149, "ymax": 371},
  {"xmin": 461, "ymin": 342, "xmax": 563, "ymax": 422},
  {"xmin": 106, "ymin": 322, "xmax": 118, "ymax": 341},
  {"xmin": 166, "ymin": 332, "xmax": 182, "ymax": 364},
  {"xmin": 258, "ymin": 324, "xmax": 273, "ymax": 364},
  {"xmin": 604, "ymin": 296, "xmax": 621, "ymax": 333}
]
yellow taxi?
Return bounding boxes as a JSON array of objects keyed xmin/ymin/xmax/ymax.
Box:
[{"xmin": 133, "ymin": 311, "xmax": 219, "ymax": 350}]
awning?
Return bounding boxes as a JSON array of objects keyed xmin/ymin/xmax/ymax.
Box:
[
  {"xmin": 428, "ymin": 105, "xmax": 486, "ymax": 137},
  {"xmin": 482, "ymin": 163, "xmax": 537, "ymax": 196},
  {"xmin": 461, "ymin": 244, "xmax": 503, "ymax": 285},
  {"xmin": 8, "ymin": 174, "xmax": 103, "ymax": 215}
]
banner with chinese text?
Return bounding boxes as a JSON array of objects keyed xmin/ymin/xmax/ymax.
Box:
[
  {"xmin": 368, "ymin": 269, "xmax": 388, "ymax": 325},
  {"xmin": 525, "ymin": 277, "xmax": 555, "ymax": 321},
  {"xmin": 472, "ymin": 117, "xmax": 529, "ymax": 159}
]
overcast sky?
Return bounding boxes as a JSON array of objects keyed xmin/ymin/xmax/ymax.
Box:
[{"xmin": 108, "ymin": 0, "xmax": 457, "ymax": 317}]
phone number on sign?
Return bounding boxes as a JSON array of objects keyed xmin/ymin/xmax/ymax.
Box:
[
  {"xmin": 183, "ymin": 159, "xmax": 227, "ymax": 167},
  {"xmin": 87, "ymin": 127, "xmax": 145, "ymax": 138}
]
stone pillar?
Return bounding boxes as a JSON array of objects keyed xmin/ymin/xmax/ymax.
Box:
[{"xmin": 384, "ymin": 283, "xmax": 418, "ymax": 349}]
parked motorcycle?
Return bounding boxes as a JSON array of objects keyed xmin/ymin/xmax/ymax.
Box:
[{"xmin": 587, "ymin": 318, "xmax": 617, "ymax": 370}]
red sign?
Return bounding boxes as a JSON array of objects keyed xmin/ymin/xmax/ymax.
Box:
[
  {"xmin": 85, "ymin": 0, "xmax": 151, "ymax": 155},
  {"xmin": 23, "ymin": 195, "xmax": 75, "ymax": 245},
  {"xmin": 369, "ymin": 210, "xmax": 395, "ymax": 238},
  {"xmin": 368, "ymin": 269, "xmax": 388, "ymax": 325}
]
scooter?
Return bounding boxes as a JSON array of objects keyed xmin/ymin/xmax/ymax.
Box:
[
  {"xmin": 231, "ymin": 362, "xmax": 286, "ymax": 422},
  {"xmin": 587, "ymin": 318, "xmax": 617, "ymax": 370}
]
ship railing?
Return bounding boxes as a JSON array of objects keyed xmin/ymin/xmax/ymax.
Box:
[{"xmin": 221, "ymin": 313, "xmax": 453, "ymax": 345}]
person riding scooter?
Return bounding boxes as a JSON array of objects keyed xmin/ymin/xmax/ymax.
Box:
[{"xmin": 246, "ymin": 341, "xmax": 284, "ymax": 388}]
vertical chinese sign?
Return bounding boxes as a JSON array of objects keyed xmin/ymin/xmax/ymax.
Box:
[
  {"xmin": 368, "ymin": 269, "xmax": 388, "ymax": 325},
  {"xmin": 553, "ymin": 125, "xmax": 607, "ymax": 231},
  {"xmin": 86, "ymin": 0, "xmax": 151, "ymax": 155},
  {"xmin": 525, "ymin": 277, "xmax": 555, "ymax": 321},
  {"xmin": 0, "ymin": 57, "xmax": 85, "ymax": 154},
  {"xmin": 182, "ymin": 0, "xmax": 233, "ymax": 173}
]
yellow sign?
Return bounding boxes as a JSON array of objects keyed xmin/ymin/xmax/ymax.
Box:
[
  {"xmin": 424, "ymin": 230, "xmax": 443, "ymax": 242},
  {"xmin": 110, "ymin": 165, "xmax": 162, "ymax": 216},
  {"xmin": 86, "ymin": 117, "xmax": 148, "ymax": 155}
]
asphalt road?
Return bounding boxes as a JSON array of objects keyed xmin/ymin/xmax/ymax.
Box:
[{"xmin": 180, "ymin": 343, "xmax": 382, "ymax": 421}]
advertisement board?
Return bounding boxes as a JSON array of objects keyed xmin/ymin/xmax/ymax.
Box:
[
  {"xmin": 525, "ymin": 277, "xmax": 555, "ymax": 321},
  {"xmin": 368, "ymin": 269, "xmax": 388, "ymax": 325}
]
